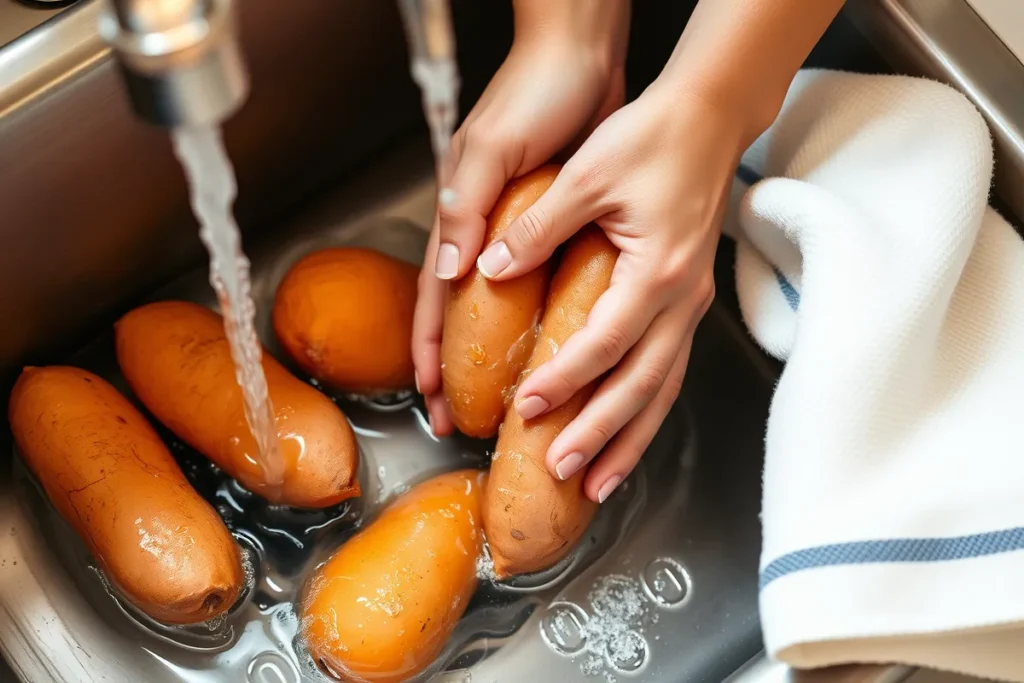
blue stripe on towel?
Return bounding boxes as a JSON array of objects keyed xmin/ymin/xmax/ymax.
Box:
[
  {"xmin": 735, "ymin": 166, "xmax": 801, "ymax": 311},
  {"xmin": 773, "ymin": 267, "xmax": 801, "ymax": 311},
  {"xmin": 736, "ymin": 164, "xmax": 762, "ymax": 186},
  {"xmin": 759, "ymin": 527, "xmax": 1024, "ymax": 590}
]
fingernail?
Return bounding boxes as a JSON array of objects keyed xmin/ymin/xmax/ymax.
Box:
[
  {"xmin": 477, "ymin": 241, "xmax": 512, "ymax": 279},
  {"xmin": 435, "ymin": 242, "xmax": 460, "ymax": 280},
  {"xmin": 428, "ymin": 413, "xmax": 437, "ymax": 436},
  {"xmin": 439, "ymin": 187, "xmax": 457, "ymax": 207},
  {"xmin": 516, "ymin": 395, "xmax": 549, "ymax": 420},
  {"xmin": 414, "ymin": 370, "xmax": 421, "ymax": 394},
  {"xmin": 597, "ymin": 475, "xmax": 622, "ymax": 504},
  {"xmin": 555, "ymin": 452, "xmax": 585, "ymax": 481}
]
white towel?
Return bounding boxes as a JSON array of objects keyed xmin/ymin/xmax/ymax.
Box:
[{"xmin": 728, "ymin": 69, "xmax": 1024, "ymax": 681}]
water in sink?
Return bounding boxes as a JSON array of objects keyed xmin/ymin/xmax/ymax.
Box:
[
  {"xmin": 170, "ymin": 125, "xmax": 284, "ymax": 489},
  {"xmin": 14, "ymin": 392, "xmax": 648, "ymax": 682},
  {"xmin": 11, "ymin": 214, "xmax": 657, "ymax": 682}
]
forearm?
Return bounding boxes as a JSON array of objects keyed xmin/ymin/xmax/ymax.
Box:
[
  {"xmin": 658, "ymin": 0, "xmax": 847, "ymax": 143},
  {"xmin": 512, "ymin": 0, "xmax": 630, "ymax": 64}
]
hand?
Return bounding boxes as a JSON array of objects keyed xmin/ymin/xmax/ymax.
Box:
[
  {"xmin": 478, "ymin": 84, "xmax": 747, "ymax": 503},
  {"xmin": 413, "ymin": 17, "xmax": 628, "ymax": 436}
]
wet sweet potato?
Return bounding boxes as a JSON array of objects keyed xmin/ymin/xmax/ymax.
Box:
[
  {"xmin": 273, "ymin": 247, "xmax": 419, "ymax": 394},
  {"xmin": 441, "ymin": 166, "xmax": 559, "ymax": 438},
  {"xmin": 115, "ymin": 301, "xmax": 359, "ymax": 509},
  {"xmin": 8, "ymin": 366, "xmax": 244, "ymax": 624},
  {"xmin": 301, "ymin": 469, "xmax": 486, "ymax": 683},
  {"xmin": 483, "ymin": 226, "xmax": 618, "ymax": 578}
]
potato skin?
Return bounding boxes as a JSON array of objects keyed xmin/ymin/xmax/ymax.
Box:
[
  {"xmin": 273, "ymin": 248, "xmax": 419, "ymax": 394},
  {"xmin": 301, "ymin": 469, "xmax": 486, "ymax": 683},
  {"xmin": 484, "ymin": 226, "xmax": 618, "ymax": 578},
  {"xmin": 441, "ymin": 166, "xmax": 560, "ymax": 438},
  {"xmin": 115, "ymin": 301, "xmax": 359, "ymax": 509},
  {"xmin": 8, "ymin": 366, "xmax": 243, "ymax": 625}
]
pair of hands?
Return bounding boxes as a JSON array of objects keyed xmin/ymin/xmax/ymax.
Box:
[{"xmin": 413, "ymin": 31, "xmax": 744, "ymax": 504}]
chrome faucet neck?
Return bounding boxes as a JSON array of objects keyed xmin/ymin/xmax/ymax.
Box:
[{"xmin": 98, "ymin": 0, "xmax": 248, "ymax": 128}]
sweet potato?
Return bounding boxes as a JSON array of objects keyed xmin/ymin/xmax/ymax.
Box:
[
  {"xmin": 483, "ymin": 226, "xmax": 618, "ymax": 578},
  {"xmin": 441, "ymin": 166, "xmax": 559, "ymax": 438},
  {"xmin": 301, "ymin": 469, "xmax": 486, "ymax": 683},
  {"xmin": 115, "ymin": 301, "xmax": 359, "ymax": 509},
  {"xmin": 8, "ymin": 366, "xmax": 244, "ymax": 624},
  {"xmin": 273, "ymin": 247, "xmax": 419, "ymax": 394}
]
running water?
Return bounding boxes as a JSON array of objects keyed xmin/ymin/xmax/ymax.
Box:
[
  {"xmin": 398, "ymin": 0, "xmax": 460, "ymax": 185},
  {"xmin": 171, "ymin": 126, "xmax": 284, "ymax": 488},
  {"xmin": 412, "ymin": 56, "xmax": 459, "ymax": 182}
]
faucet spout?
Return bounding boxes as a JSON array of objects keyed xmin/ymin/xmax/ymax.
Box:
[{"xmin": 98, "ymin": 0, "xmax": 249, "ymax": 128}]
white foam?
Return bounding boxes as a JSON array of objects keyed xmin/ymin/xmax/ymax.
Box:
[
  {"xmin": 575, "ymin": 574, "xmax": 652, "ymax": 681},
  {"xmin": 475, "ymin": 549, "xmax": 497, "ymax": 583}
]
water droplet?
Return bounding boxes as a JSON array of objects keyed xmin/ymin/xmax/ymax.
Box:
[{"xmin": 467, "ymin": 343, "xmax": 487, "ymax": 366}]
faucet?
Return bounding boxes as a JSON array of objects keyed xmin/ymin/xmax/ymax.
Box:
[
  {"xmin": 98, "ymin": 0, "xmax": 457, "ymax": 156},
  {"xmin": 97, "ymin": 0, "xmax": 248, "ymax": 128}
]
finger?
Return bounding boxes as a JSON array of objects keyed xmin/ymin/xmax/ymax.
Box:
[
  {"xmin": 514, "ymin": 260, "xmax": 662, "ymax": 419},
  {"xmin": 544, "ymin": 305, "xmax": 691, "ymax": 481},
  {"xmin": 425, "ymin": 392, "xmax": 454, "ymax": 438},
  {"xmin": 434, "ymin": 132, "xmax": 511, "ymax": 280},
  {"xmin": 412, "ymin": 222, "xmax": 447, "ymax": 397},
  {"xmin": 477, "ymin": 160, "xmax": 605, "ymax": 281},
  {"xmin": 585, "ymin": 338, "xmax": 692, "ymax": 504}
]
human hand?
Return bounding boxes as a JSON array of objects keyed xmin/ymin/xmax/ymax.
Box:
[
  {"xmin": 476, "ymin": 83, "xmax": 749, "ymax": 503},
  {"xmin": 413, "ymin": 5, "xmax": 628, "ymax": 436}
]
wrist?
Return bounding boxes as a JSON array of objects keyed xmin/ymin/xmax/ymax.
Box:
[
  {"xmin": 635, "ymin": 80, "xmax": 750, "ymax": 186},
  {"xmin": 653, "ymin": 56, "xmax": 787, "ymax": 149},
  {"xmin": 513, "ymin": 0, "xmax": 629, "ymax": 71}
]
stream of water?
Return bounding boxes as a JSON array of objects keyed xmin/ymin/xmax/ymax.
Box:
[
  {"xmin": 171, "ymin": 126, "xmax": 285, "ymax": 488},
  {"xmin": 398, "ymin": 0, "xmax": 460, "ymax": 185}
]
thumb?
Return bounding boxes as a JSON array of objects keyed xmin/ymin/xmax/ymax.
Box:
[
  {"xmin": 477, "ymin": 165, "xmax": 603, "ymax": 281},
  {"xmin": 434, "ymin": 138, "xmax": 509, "ymax": 281}
]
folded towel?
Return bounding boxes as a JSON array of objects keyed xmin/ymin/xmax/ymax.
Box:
[{"xmin": 728, "ymin": 69, "xmax": 1024, "ymax": 681}]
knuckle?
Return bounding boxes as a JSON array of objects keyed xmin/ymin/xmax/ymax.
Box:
[
  {"xmin": 696, "ymin": 272, "xmax": 716, "ymax": 311},
  {"xmin": 633, "ymin": 365, "xmax": 666, "ymax": 402},
  {"xmin": 513, "ymin": 208, "xmax": 550, "ymax": 249},
  {"xmin": 551, "ymin": 370, "xmax": 578, "ymax": 400},
  {"xmin": 589, "ymin": 420, "xmax": 614, "ymax": 447},
  {"xmin": 661, "ymin": 368, "xmax": 686, "ymax": 408},
  {"xmin": 595, "ymin": 324, "xmax": 632, "ymax": 365},
  {"xmin": 535, "ymin": 364, "xmax": 578, "ymax": 404},
  {"xmin": 436, "ymin": 199, "xmax": 469, "ymax": 228},
  {"xmin": 452, "ymin": 123, "xmax": 472, "ymax": 157},
  {"xmin": 462, "ymin": 123, "xmax": 511, "ymax": 160},
  {"xmin": 656, "ymin": 252, "xmax": 690, "ymax": 290},
  {"xmin": 461, "ymin": 124, "xmax": 491, "ymax": 152}
]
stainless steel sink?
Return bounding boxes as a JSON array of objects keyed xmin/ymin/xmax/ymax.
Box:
[
  {"xmin": 0, "ymin": 1, "xmax": 1020, "ymax": 682},
  {"xmin": 0, "ymin": 141, "xmax": 770, "ymax": 682}
]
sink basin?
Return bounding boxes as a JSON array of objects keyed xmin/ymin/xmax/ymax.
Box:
[{"xmin": 0, "ymin": 142, "xmax": 769, "ymax": 682}]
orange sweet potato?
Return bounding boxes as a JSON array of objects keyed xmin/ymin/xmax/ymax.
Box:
[
  {"xmin": 301, "ymin": 469, "xmax": 486, "ymax": 683},
  {"xmin": 115, "ymin": 301, "xmax": 359, "ymax": 509},
  {"xmin": 273, "ymin": 248, "xmax": 419, "ymax": 394},
  {"xmin": 8, "ymin": 366, "xmax": 244, "ymax": 624},
  {"xmin": 441, "ymin": 166, "xmax": 559, "ymax": 438},
  {"xmin": 483, "ymin": 226, "xmax": 618, "ymax": 578}
]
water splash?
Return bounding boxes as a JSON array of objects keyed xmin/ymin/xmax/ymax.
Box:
[{"xmin": 171, "ymin": 126, "xmax": 284, "ymax": 488}]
